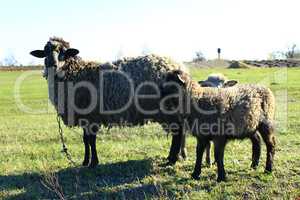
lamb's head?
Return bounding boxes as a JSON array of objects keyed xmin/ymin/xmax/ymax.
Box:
[
  {"xmin": 30, "ymin": 37, "xmax": 79, "ymax": 78},
  {"xmin": 198, "ymin": 73, "xmax": 238, "ymax": 88}
]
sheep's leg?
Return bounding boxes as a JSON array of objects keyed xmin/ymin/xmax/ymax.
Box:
[
  {"xmin": 191, "ymin": 137, "xmax": 209, "ymax": 180},
  {"xmin": 250, "ymin": 132, "xmax": 261, "ymax": 169},
  {"xmin": 214, "ymin": 138, "xmax": 227, "ymax": 182},
  {"xmin": 259, "ymin": 122, "xmax": 276, "ymax": 173},
  {"xmin": 82, "ymin": 129, "xmax": 90, "ymax": 166},
  {"xmin": 205, "ymin": 142, "xmax": 211, "ymax": 167},
  {"xmin": 89, "ymin": 134, "xmax": 99, "ymax": 168},
  {"xmin": 180, "ymin": 133, "xmax": 187, "ymax": 160},
  {"xmin": 167, "ymin": 127, "xmax": 183, "ymax": 165}
]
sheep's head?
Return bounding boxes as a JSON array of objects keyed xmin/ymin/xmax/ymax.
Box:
[
  {"xmin": 30, "ymin": 37, "xmax": 79, "ymax": 78},
  {"xmin": 163, "ymin": 70, "xmax": 188, "ymax": 92},
  {"xmin": 198, "ymin": 73, "xmax": 238, "ymax": 88},
  {"xmin": 160, "ymin": 70, "xmax": 190, "ymax": 110}
]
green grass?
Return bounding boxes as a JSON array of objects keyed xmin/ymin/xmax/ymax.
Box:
[{"xmin": 0, "ymin": 68, "xmax": 300, "ymax": 199}]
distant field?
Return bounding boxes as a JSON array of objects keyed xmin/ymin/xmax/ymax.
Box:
[
  {"xmin": 0, "ymin": 66, "xmax": 43, "ymax": 71},
  {"xmin": 0, "ymin": 68, "xmax": 300, "ymax": 199}
]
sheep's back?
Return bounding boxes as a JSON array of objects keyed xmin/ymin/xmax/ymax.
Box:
[
  {"xmin": 55, "ymin": 55, "xmax": 185, "ymax": 127},
  {"xmin": 189, "ymin": 84, "xmax": 275, "ymax": 137}
]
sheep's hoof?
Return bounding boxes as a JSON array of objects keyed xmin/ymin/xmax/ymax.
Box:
[
  {"xmin": 160, "ymin": 161, "xmax": 176, "ymax": 167},
  {"xmin": 264, "ymin": 165, "xmax": 273, "ymax": 173},
  {"xmin": 180, "ymin": 149, "xmax": 188, "ymax": 160},
  {"xmin": 166, "ymin": 157, "xmax": 178, "ymax": 166},
  {"xmin": 217, "ymin": 176, "xmax": 227, "ymax": 182},
  {"xmin": 251, "ymin": 163, "xmax": 258, "ymax": 170},
  {"xmin": 191, "ymin": 172, "xmax": 200, "ymax": 180},
  {"xmin": 264, "ymin": 169, "xmax": 272, "ymax": 174},
  {"xmin": 205, "ymin": 160, "xmax": 212, "ymax": 168},
  {"xmin": 89, "ymin": 160, "xmax": 99, "ymax": 168},
  {"xmin": 82, "ymin": 160, "xmax": 89, "ymax": 166},
  {"xmin": 205, "ymin": 163, "xmax": 212, "ymax": 168}
]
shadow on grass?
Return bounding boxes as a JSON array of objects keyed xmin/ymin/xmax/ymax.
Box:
[{"xmin": 0, "ymin": 159, "xmax": 163, "ymax": 200}]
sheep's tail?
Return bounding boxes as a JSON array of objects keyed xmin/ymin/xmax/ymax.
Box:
[{"xmin": 261, "ymin": 87, "xmax": 276, "ymax": 123}]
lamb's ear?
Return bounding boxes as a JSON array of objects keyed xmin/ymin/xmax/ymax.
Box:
[
  {"xmin": 198, "ymin": 81, "xmax": 205, "ymax": 86},
  {"xmin": 224, "ymin": 80, "xmax": 238, "ymax": 87},
  {"xmin": 30, "ymin": 50, "xmax": 45, "ymax": 58},
  {"xmin": 65, "ymin": 48, "xmax": 79, "ymax": 58}
]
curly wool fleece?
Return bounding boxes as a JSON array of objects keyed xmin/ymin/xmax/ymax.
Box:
[
  {"xmin": 164, "ymin": 70, "xmax": 275, "ymax": 138},
  {"xmin": 53, "ymin": 54, "xmax": 186, "ymax": 127}
]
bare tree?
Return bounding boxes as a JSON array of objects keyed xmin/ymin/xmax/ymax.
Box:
[
  {"xmin": 285, "ymin": 44, "xmax": 297, "ymax": 59},
  {"xmin": 193, "ymin": 51, "xmax": 206, "ymax": 62},
  {"xmin": 269, "ymin": 51, "xmax": 285, "ymax": 60},
  {"xmin": 271, "ymin": 44, "xmax": 300, "ymax": 60},
  {"xmin": 3, "ymin": 53, "xmax": 18, "ymax": 66},
  {"xmin": 293, "ymin": 52, "xmax": 300, "ymax": 59}
]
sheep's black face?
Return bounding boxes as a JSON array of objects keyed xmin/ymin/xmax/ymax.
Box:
[
  {"xmin": 30, "ymin": 40, "xmax": 79, "ymax": 79},
  {"xmin": 160, "ymin": 70, "xmax": 187, "ymax": 110},
  {"xmin": 199, "ymin": 78, "xmax": 224, "ymax": 88},
  {"xmin": 42, "ymin": 41, "xmax": 64, "ymax": 70},
  {"xmin": 198, "ymin": 76, "xmax": 238, "ymax": 88},
  {"xmin": 162, "ymin": 71, "xmax": 185, "ymax": 96}
]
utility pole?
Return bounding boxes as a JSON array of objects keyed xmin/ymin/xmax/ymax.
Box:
[{"xmin": 217, "ymin": 48, "xmax": 221, "ymax": 60}]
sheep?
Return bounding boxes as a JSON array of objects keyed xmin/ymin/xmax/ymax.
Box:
[
  {"xmin": 197, "ymin": 73, "xmax": 239, "ymax": 166},
  {"xmin": 196, "ymin": 74, "xmax": 263, "ymax": 170},
  {"xmin": 177, "ymin": 73, "xmax": 239, "ymax": 165},
  {"xmin": 30, "ymin": 37, "xmax": 188, "ymax": 167},
  {"xmin": 161, "ymin": 70, "xmax": 276, "ymax": 182},
  {"xmin": 198, "ymin": 73, "xmax": 238, "ymax": 88}
]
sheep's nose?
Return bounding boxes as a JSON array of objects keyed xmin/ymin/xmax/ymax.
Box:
[{"xmin": 51, "ymin": 51, "xmax": 59, "ymax": 66}]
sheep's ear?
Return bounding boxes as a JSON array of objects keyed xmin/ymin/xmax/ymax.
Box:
[
  {"xmin": 176, "ymin": 74, "xmax": 186, "ymax": 84},
  {"xmin": 65, "ymin": 48, "xmax": 79, "ymax": 58},
  {"xmin": 30, "ymin": 50, "xmax": 45, "ymax": 58},
  {"xmin": 198, "ymin": 81, "xmax": 205, "ymax": 86},
  {"xmin": 166, "ymin": 71, "xmax": 186, "ymax": 85},
  {"xmin": 224, "ymin": 80, "xmax": 238, "ymax": 87}
]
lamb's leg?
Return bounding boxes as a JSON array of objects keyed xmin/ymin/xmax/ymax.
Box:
[
  {"xmin": 191, "ymin": 136, "xmax": 209, "ymax": 180},
  {"xmin": 167, "ymin": 127, "xmax": 183, "ymax": 165},
  {"xmin": 258, "ymin": 122, "xmax": 276, "ymax": 173},
  {"xmin": 205, "ymin": 142, "xmax": 211, "ymax": 167},
  {"xmin": 180, "ymin": 132, "xmax": 187, "ymax": 160},
  {"xmin": 89, "ymin": 134, "xmax": 99, "ymax": 168},
  {"xmin": 82, "ymin": 129, "xmax": 90, "ymax": 166},
  {"xmin": 214, "ymin": 138, "xmax": 227, "ymax": 182},
  {"xmin": 250, "ymin": 132, "xmax": 261, "ymax": 169}
]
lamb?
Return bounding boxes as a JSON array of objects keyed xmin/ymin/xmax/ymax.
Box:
[
  {"xmin": 178, "ymin": 73, "xmax": 239, "ymax": 165},
  {"xmin": 161, "ymin": 70, "xmax": 276, "ymax": 182},
  {"xmin": 198, "ymin": 73, "xmax": 238, "ymax": 88},
  {"xmin": 197, "ymin": 73, "xmax": 239, "ymax": 166},
  {"xmin": 30, "ymin": 37, "xmax": 188, "ymax": 167},
  {"xmin": 196, "ymin": 74, "xmax": 262, "ymax": 170}
]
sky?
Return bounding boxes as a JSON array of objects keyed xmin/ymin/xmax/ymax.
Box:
[{"xmin": 0, "ymin": 0, "xmax": 300, "ymax": 65}]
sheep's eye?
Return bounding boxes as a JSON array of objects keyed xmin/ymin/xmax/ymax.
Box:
[{"xmin": 55, "ymin": 45, "xmax": 61, "ymax": 52}]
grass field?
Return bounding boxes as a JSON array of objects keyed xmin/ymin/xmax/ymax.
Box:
[{"xmin": 0, "ymin": 68, "xmax": 300, "ymax": 199}]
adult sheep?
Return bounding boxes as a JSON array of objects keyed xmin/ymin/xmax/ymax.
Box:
[
  {"xmin": 161, "ymin": 70, "xmax": 276, "ymax": 182},
  {"xmin": 30, "ymin": 37, "xmax": 187, "ymax": 167}
]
